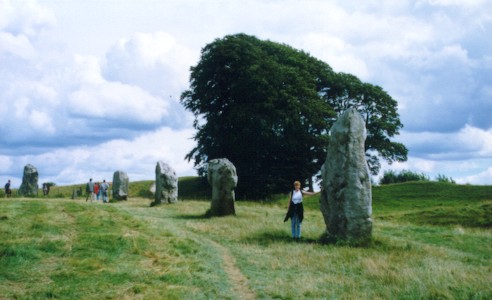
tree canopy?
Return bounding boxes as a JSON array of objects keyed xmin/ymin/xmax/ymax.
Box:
[
  {"xmin": 181, "ymin": 33, "xmax": 407, "ymax": 199},
  {"xmin": 324, "ymin": 72, "xmax": 408, "ymax": 174}
]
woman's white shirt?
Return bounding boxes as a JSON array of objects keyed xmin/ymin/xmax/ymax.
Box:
[{"xmin": 291, "ymin": 190, "xmax": 303, "ymax": 204}]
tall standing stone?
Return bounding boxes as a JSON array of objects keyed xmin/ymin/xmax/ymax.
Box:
[
  {"xmin": 320, "ymin": 108, "xmax": 372, "ymax": 244},
  {"xmin": 18, "ymin": 164, "xmax": 39, "ymax": 197},
  {"xmin": 151, "ymin": 161, "xmax": 178, "ymax": 206},
  {"xmin": 112, "ymin": 170, "xmax": 129, "ymax": 200},
  {"xmin": 207, "ymin": 158, "xmax": 238, "ymax": 216}
]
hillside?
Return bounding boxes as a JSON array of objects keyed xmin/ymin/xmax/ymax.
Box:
[
  {"xmin": 372, "ymin": 181, "xmax": 492, "ymax": 227},
  {"xmin": 0, "ymin": 181, "xmax": 490, "ymax": 299}
]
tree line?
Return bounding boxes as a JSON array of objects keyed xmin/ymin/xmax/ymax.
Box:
[{"xmin": 380, "ymin": 170, "xmax": 456, "ymax": 185}]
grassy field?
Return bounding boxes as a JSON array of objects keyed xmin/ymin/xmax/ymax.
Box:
[{"xmin": 0, "ymin": 180, "xmax": 490, "ymax": 299}]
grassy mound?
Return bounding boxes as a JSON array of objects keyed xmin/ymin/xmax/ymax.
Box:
[{"xmin": 372, "ymin": 182, "xmax": 492, "ymax": 228}]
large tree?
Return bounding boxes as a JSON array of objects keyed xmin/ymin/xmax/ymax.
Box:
[{"xmin": 181, "ymin": 34, "xmax": 335, "ymax": 198}]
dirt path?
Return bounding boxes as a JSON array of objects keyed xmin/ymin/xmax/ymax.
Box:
[
  {"xmin": 118, "ymin": 204, "xmax": 257, "ymax": 299},
  {"xmin": 208, "ymin": 239, "xmax": 257, "ymax": 300}
]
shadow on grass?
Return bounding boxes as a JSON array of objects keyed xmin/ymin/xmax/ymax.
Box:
[
  {"xmin": 173, "ymin": 209, "xmax": 239, "ymax": 220},
  {"xmin": 247, "ymin": 230, "xmax": 401, "ymax": 249},
  {"xmin": 244, "ymin": 230, "xmax": 321, "ymax": 245},
  {"xmin": 317, "ymin": 233, "xmax": 419, "ymax": 251},
  {"xmin": 173, "ymin": 212, "xmax": 211, "ymax": 220}
]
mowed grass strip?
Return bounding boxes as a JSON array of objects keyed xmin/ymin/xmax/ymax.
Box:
[{"xmin": 0, "ymin": 199, "xmax": 232, "ymax": 299}]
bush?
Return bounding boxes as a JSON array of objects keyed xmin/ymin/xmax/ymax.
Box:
[
  {"xmin": 435, "ymin": 174, "xmax": 456, "ymax": 184},
  {"xmin": 380, "ymin": 169, "xmax": 429, "ymax": 185}
]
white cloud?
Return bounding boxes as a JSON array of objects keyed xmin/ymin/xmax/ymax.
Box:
[
  {"xmin": 0, "ymin": 156, "xmax": 13, "ymax": 170},
  {"xmin": 0, "ymin": 0, "xmax": 56, "ymax": 35},
  {"xmin": 300, "ymin": 33, "xmax": 370, "ymax": 78},
  {"xmin": 28, "ymin": 109, "xmax": 55, "ymax": 134},
  {"xmin": 0, "ymin": 31, "xmax": 36, "ymax": 59},
  {"xmin": 99, "ymin": 127, "xmax": 196, "ymax": 176},
  {"xmin": 377, "ymin": 124, "xmax": 492, "ymax": 184},
  {"xmin": 379, "ymin": 125, "xmax": 492, "ymax": 185},
  {"xmin": 103, "ymin": 31, "xmax": 198, "ymax": 99},
  {"xmin": 457, "ymin": 166, "xmax": 492, "ymax": 185},
  {"xmin": 457, "ymin": 125, "xmax": 492, "ymax": 156},
  {"xmin": 7, "ymin": 127, "xmax": 196, "ymax": 186},
  {"xmin": 377, "ymin": 156, "xmax": 492, "ymax": 185},
  {"xmin": 69, "ymin": 81, "xmax": 168, "ymax": 124},
  {"xmin": 380, "ymin": 157, "xmax": 436, "ymax": 174},
  {"xmin": 117, "ymin": 32, "xmax": 176, "ymax": 68},
  {"xmin": 397, "ymin": 125, "xmax": 492, "ymax": 160},
  {"xmin": 422, "ymin": 44, "xmax": 472, "ymax": 70},
  {"xmin": 66, "ymin": 53, "xmax": 172, "ymax": 126},
  {"xmin": 71, "ymin": 55, "xmax": 104, "ymax": 85},
  {"xmin": 0, "ymin": 0, "xmax": 55, "ymax": 62},
  {"xmin": 1, "ymin": 7, "xmax": 191, "ymax": 149},
  {"xmin": 425, "ymin": 0, "xmax": 488, "ymax": 7}
]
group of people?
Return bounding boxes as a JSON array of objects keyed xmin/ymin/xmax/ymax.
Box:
[
  {"xmin": 4, "ymin": 180, "xmax": 11, "ymax": 198},
  {"xmin": 85, "ymin": 178, "xmax": 110, "ymax": 203}
]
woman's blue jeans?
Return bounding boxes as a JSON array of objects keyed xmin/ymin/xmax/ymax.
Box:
[{"xmin": 291, "ymin": 213, "xmax": 302, "ymax": 238}]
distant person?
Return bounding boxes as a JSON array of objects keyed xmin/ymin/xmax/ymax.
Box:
[
  {"xmin": 94, "ymin": 182, "xmax": 100, "ymax": 201},
  {"xmin": 284, "ymin": 181, "xmax": 320, "ymax": 240},
  {"xmin": 4, "ymin": 180, "xmax": 12, "ymax": 198},
  {"xmin": 100, "ymin": 180, "xmax": 109, "ymax": 203},
  {"xmin": 85, "ymin": 178, "xmax": 95, "ymax": 202},
  {"xmin": 42, "ymin": 183, "xmax": 50, "ymax": 196}
]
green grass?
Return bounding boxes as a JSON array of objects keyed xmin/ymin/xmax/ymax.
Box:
[
  {"xmin": 372, "ymin": 181, "xmax": 492, "ymax": 227},
  {"xmin": 0, "ymin": 180, "xmax": 491, "ymax": 299}
]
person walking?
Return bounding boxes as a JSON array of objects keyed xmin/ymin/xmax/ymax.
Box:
[
  {"xmin": 85, "ymin": 178, "xmax": 95, "ymax": 202},
  {"xmin": 284, "ymin": 181, "xmax": 320, "ymax": 240},
  {"xmin": 94, "ymin": 182, "xmax": 100, "ymax": 201},
  {"xmin": 100, "ymin": 180, "xmax": 109, "ymax": 203},
  {"xmin": 4, "ymin": 180, "xmax": 12, "ymax": 198},
  {"xmin": 42, "ymin": 183, "xmax": 50, "ymax": 196}
]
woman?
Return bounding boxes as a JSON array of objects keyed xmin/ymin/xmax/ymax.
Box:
[
  {"xmin": 94, "ymin": 182, "xmax": 100, "ymax": 201},
  {"xmin": 284, "ymin": 181, "xmax": 320, "ymax": 240}
]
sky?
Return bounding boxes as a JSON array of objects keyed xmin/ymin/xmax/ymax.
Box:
[{"xmin": 1, "ymin": 0, "xmax": 491, "ymax": 188}]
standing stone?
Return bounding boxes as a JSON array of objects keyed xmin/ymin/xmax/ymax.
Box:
[
  {"xmin": 112, "ymin": 170, "xmax": 129, "ymax": 200},
  {"xmin": 151, "ymin": 161, "xmax": 178, "ymax": 206},
  {"xmin": 320, "ymin": 108, "xmax": 372, "ymax": 244},
  {"xmin": 18, "ymin": 164, "xmax": 39, "ymax": 197},
  {"xmin": 207, "ymin": 158, "xmax": 238, "ymax": 216}
]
